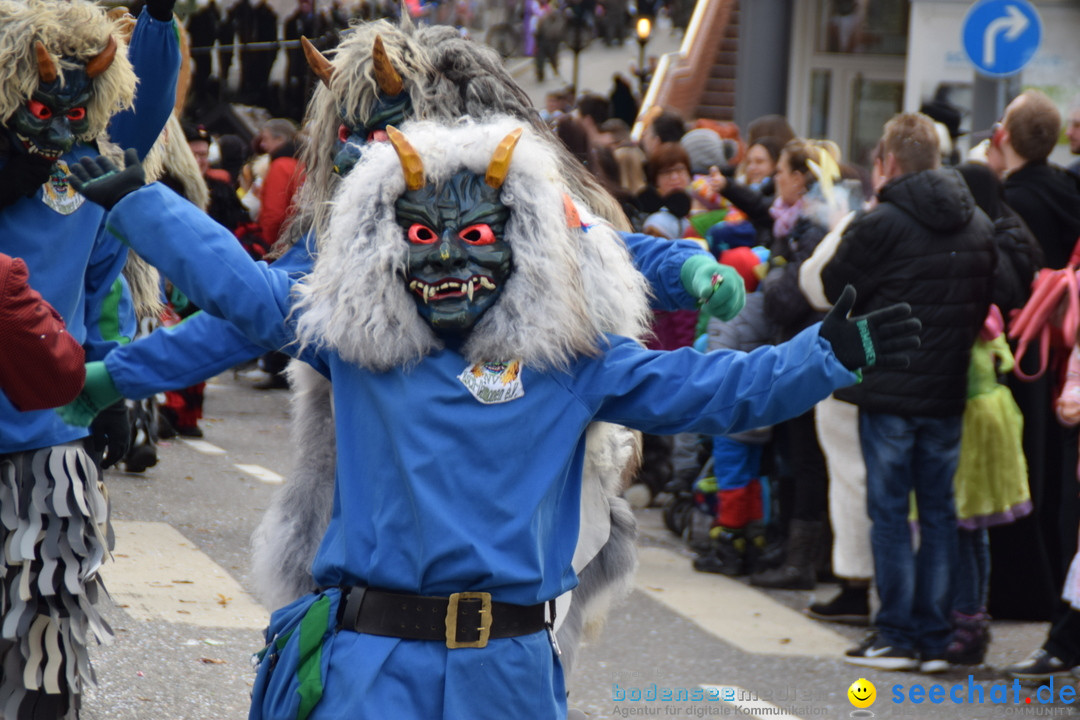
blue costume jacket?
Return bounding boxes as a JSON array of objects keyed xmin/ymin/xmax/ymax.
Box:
[
  {"xmin": 0, "ymin": 10, "xmax": 180, "ymax": 452},
  {"xmin": 107, "ymin": 184, "xmax": 857, "ymax": 720}
]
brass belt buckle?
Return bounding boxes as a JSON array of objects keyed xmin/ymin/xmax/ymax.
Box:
[{"xmin": 445, "ymin": 592, "xmax": 492, "ymax": 649}]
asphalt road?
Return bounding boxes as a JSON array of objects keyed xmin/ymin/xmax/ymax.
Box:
[{"xmin": 74, "ymin": 367, "xmax": 1076, "ymax": 720}]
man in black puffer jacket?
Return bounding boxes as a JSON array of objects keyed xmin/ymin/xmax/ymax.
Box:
[{"xmin": 822, "ymin": 112, "xmax": 996, "ymax": 673}]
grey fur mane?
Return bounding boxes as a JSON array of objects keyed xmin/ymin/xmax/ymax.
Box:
[{"xmin": 251, "ymin": 363, "xmax": 336, "ymax": 608}]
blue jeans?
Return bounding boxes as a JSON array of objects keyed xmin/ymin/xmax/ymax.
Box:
[
  {"xmin": 954, "ymin": 528, "xmax": 990, "ymax": 615},
  {"xmin": 860, "ymin": 411, "xmax": 962, "ymax": 655}
]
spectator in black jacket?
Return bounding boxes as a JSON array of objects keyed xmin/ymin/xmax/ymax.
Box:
[
  {"xmin": 993, "ymin": 89, "xmax": 1080, "ymax": 646},
  {"xmin": 1000, "ymin": 90, "xmax": 1080, "ymax": 270},
  {"xmin": 824, "ymin": 112, "xmax": 996, "ymax": 673}
]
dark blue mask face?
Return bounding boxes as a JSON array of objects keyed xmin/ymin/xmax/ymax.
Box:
[
  {"xmin": 333, "ymin": 91, "xmax": 413, "ymax": 176},
  {"xmin": 4, "ymin": 66, "xmax": 92, "ymax": 162},
  {"xmin": 395, "ymin": 170, "xmax": 513, "ymax": 338}
]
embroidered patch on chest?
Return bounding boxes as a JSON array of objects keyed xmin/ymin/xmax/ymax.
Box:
[
  {"xmin": 457, "ymin": 360, "xmax": 525, "ymax": 405},
  {"xmin": 41, "ymin": 161, "xmax": 85, "ymax": 216}
]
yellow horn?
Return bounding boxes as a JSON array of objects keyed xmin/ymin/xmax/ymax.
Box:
[
  {"xmin": 485, "ymin": 128, "xmax": 523, "ymax": 189},
  {"xmin": 85, "ymin": 35, "xmax": 117, "ymax": 78},
  {"xmin": 35, "ymin": 41, "xmax": 57, "ymax": 84},
  {"xmin": 372, "ymin": 36, "xmax": 403, "ymax": 96},
  {"xmin": 386, "ymin": 125, "xmax": 425, "ymax": 191},
  {"xmin": 301, "ymin": 36, "xmax": 334, "ymax": 85}
]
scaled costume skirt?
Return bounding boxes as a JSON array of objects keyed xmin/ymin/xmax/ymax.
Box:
[
  {"xmin": 251, "ymin": 589, "xmax": 567, "ymax": 720},
  {"xmin": 0, "ymin": 444, "xmax": 113, "ymax": 719},
  {"xmin": 953, "ymin": 386, "xmax": 1032, "ymax": 529}
]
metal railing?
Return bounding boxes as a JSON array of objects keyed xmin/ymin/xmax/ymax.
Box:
[
  {"xmin": 188, "ymin": 39, "xmax": 307, "ymax": 53},
  {"xmin": 632, "ymin": 0, "xmax": 725, "ymax": 139}
]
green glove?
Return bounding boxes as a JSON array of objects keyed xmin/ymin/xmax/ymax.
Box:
[
  {"xmin": 680, "ymin": 254, "xmax": 746, "ymax": 321},
  {"xmin": 57, "ymin": 362, "xmax": 122, "ymax": 427}
]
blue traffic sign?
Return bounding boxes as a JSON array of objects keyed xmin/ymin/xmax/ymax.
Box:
[{"xmin": 962, "ymin": 0, "xmax": 1042, "ymax": 77}]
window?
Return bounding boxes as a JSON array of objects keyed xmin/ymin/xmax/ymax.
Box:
[{"xmin": 817, "ymin": 0, "xmax": 909, "ymax": 56}]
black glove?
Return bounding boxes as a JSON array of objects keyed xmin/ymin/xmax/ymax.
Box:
[
  {"xmin": 0, "ymin": 153, "xmax": 55, "ymax": 209},
  {"xmin": 819, "ymin": 285, "xmax": 921, "ymax": 371},
  {"xmin": 66, "ymin": 148, "xmax": 145, "ymax": 211},
  {"xmin": 146, "ymin": 0, "xmax": 177, "ymax": 22},
  {"xmin": 89, "ymin": 400, "xmax": 133, "ymax": 469}
]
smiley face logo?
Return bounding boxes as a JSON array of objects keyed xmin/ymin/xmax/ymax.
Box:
[{"xmin": 848, "ymin": 678, "xmax": 876, "ymax": 708}]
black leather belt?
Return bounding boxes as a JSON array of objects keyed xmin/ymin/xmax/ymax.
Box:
[{"xmin": 338, "ymin": 587, "xmax": 548, "ymax": 649}]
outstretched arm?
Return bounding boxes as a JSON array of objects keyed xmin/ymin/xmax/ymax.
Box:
[
  {"xmin": 68, "ymin": 151, "xmax": 301, "ymax": 359},
  {"xmin": 577, "ymin": 326, "xmax": 858, "ymax": 437},
  {"xmin": 107, "ymin": 184, "xmax": 298, "ymax": 355},
  {"xmin": 574, "ymin": 286, "xmax": 918, "ymax": 436},
  {"xmin": 106, "ymin": 236, "xmax": 317, "ymax": 400}
]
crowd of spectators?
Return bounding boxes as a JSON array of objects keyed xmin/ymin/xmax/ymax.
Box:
[{"xmin": 531, "ymin": 74, "xmax": 1080, "ymax": 681}]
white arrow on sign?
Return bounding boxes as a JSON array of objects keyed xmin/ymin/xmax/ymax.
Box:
[{"xmin": 983, "ymin": 5, "xmax": 1029, "ymax": 68}]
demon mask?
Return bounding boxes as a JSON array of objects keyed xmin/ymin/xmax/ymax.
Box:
[
  {"xmin": 4, "ymin": 38, "xmax": 116, "ymax": 163},
  {"xmin": 302, "ymin": 35, "xmax": 414, "ymax": 178},
  {"xmin": 389, "ymin": 126, "xmax": 520, "ymax": 337}
]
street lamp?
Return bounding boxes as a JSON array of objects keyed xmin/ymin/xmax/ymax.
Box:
[{"xmin": 635, "ymin": 16, "xmax": 652, "ymax": 97}]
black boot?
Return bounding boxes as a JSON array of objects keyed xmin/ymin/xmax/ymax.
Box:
[
  {"xmin": 742, "ymin": 521, "xmax": 768, "ymax": 575},
  {"xmin": 806, "ymin": 579, "xmax": 871, "ymax": 625},
  {"xmin": 749, "ymin": 519, "xmax": 823, "ymax": 590},
  {"xmin": 754, "ymin": 536, "xmax": 785, "ymax": 572},
  {"xmin": 692, "ymin": 528, "xmax": 746, "ymax": 576},
  {"xmin": 944, "ymin": 610, "xmax": 991, "ymax": 665}
]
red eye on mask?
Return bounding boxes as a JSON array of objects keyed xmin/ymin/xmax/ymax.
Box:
[
  {"xmin": 27, "ymin": 100, "xmax": 52, "ymax": 120},
  {"xmin": 407, "ymin": 223, "xmax": 439, "ymax": 244},
  {"xmin": 458, "ymin": 224, "xmax": 495, "ymax": 246},
  {"xmin": 338, "ymin": 124, "xmax": 349, "ymax": 143},
  {"xmin": 66, "ymin": 107, "xmax": 86, "ymax": 122}
]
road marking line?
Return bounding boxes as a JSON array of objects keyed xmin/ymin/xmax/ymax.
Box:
[
  {"xmin": 101, "ymin": 521, "xmax": 268, "ymax": 629},
  {"xmin": 702, "ymin": 686, "xmax": 805, "ymax": 720},
  {"xmin": 234, "ymin": 463, "xmax": 284, "ymax": 484},
  {"xmin": 181, "ymin": 438, "xmax": 227, "ymax": 455},
  {"xmin": 634, "ymin": 545, "xmax": 850, "ymax": 657}
]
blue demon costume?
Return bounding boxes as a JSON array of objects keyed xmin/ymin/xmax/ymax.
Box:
[
  {"xmin": 0, "ymin": 2, "xmax": 178, "ymax": 716},
  {"xmin": 71, "ymin": 117, "xmax": 919, "ymax": 720},
  {"xmin": 0, "ymin": 7, "xmax": 178, "ymax": 454}
]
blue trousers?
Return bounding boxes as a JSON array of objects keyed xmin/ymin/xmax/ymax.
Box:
[{"xmin": 860, "ymin": 411, "xmax": 962, "ymax": 655}]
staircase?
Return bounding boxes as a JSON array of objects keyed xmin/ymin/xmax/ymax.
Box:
[
  {"xmin": 636, "ymin": 0, "xmax": 739, "ymax": 130},
  {"xmin": 695, "ymin": 3, "xmax": 740, "ymax": 121}
]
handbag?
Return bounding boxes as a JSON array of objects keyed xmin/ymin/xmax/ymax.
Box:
[{"xmin": 1007, "ymin": 238, "xmax": 1080, "ymax": 380}]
